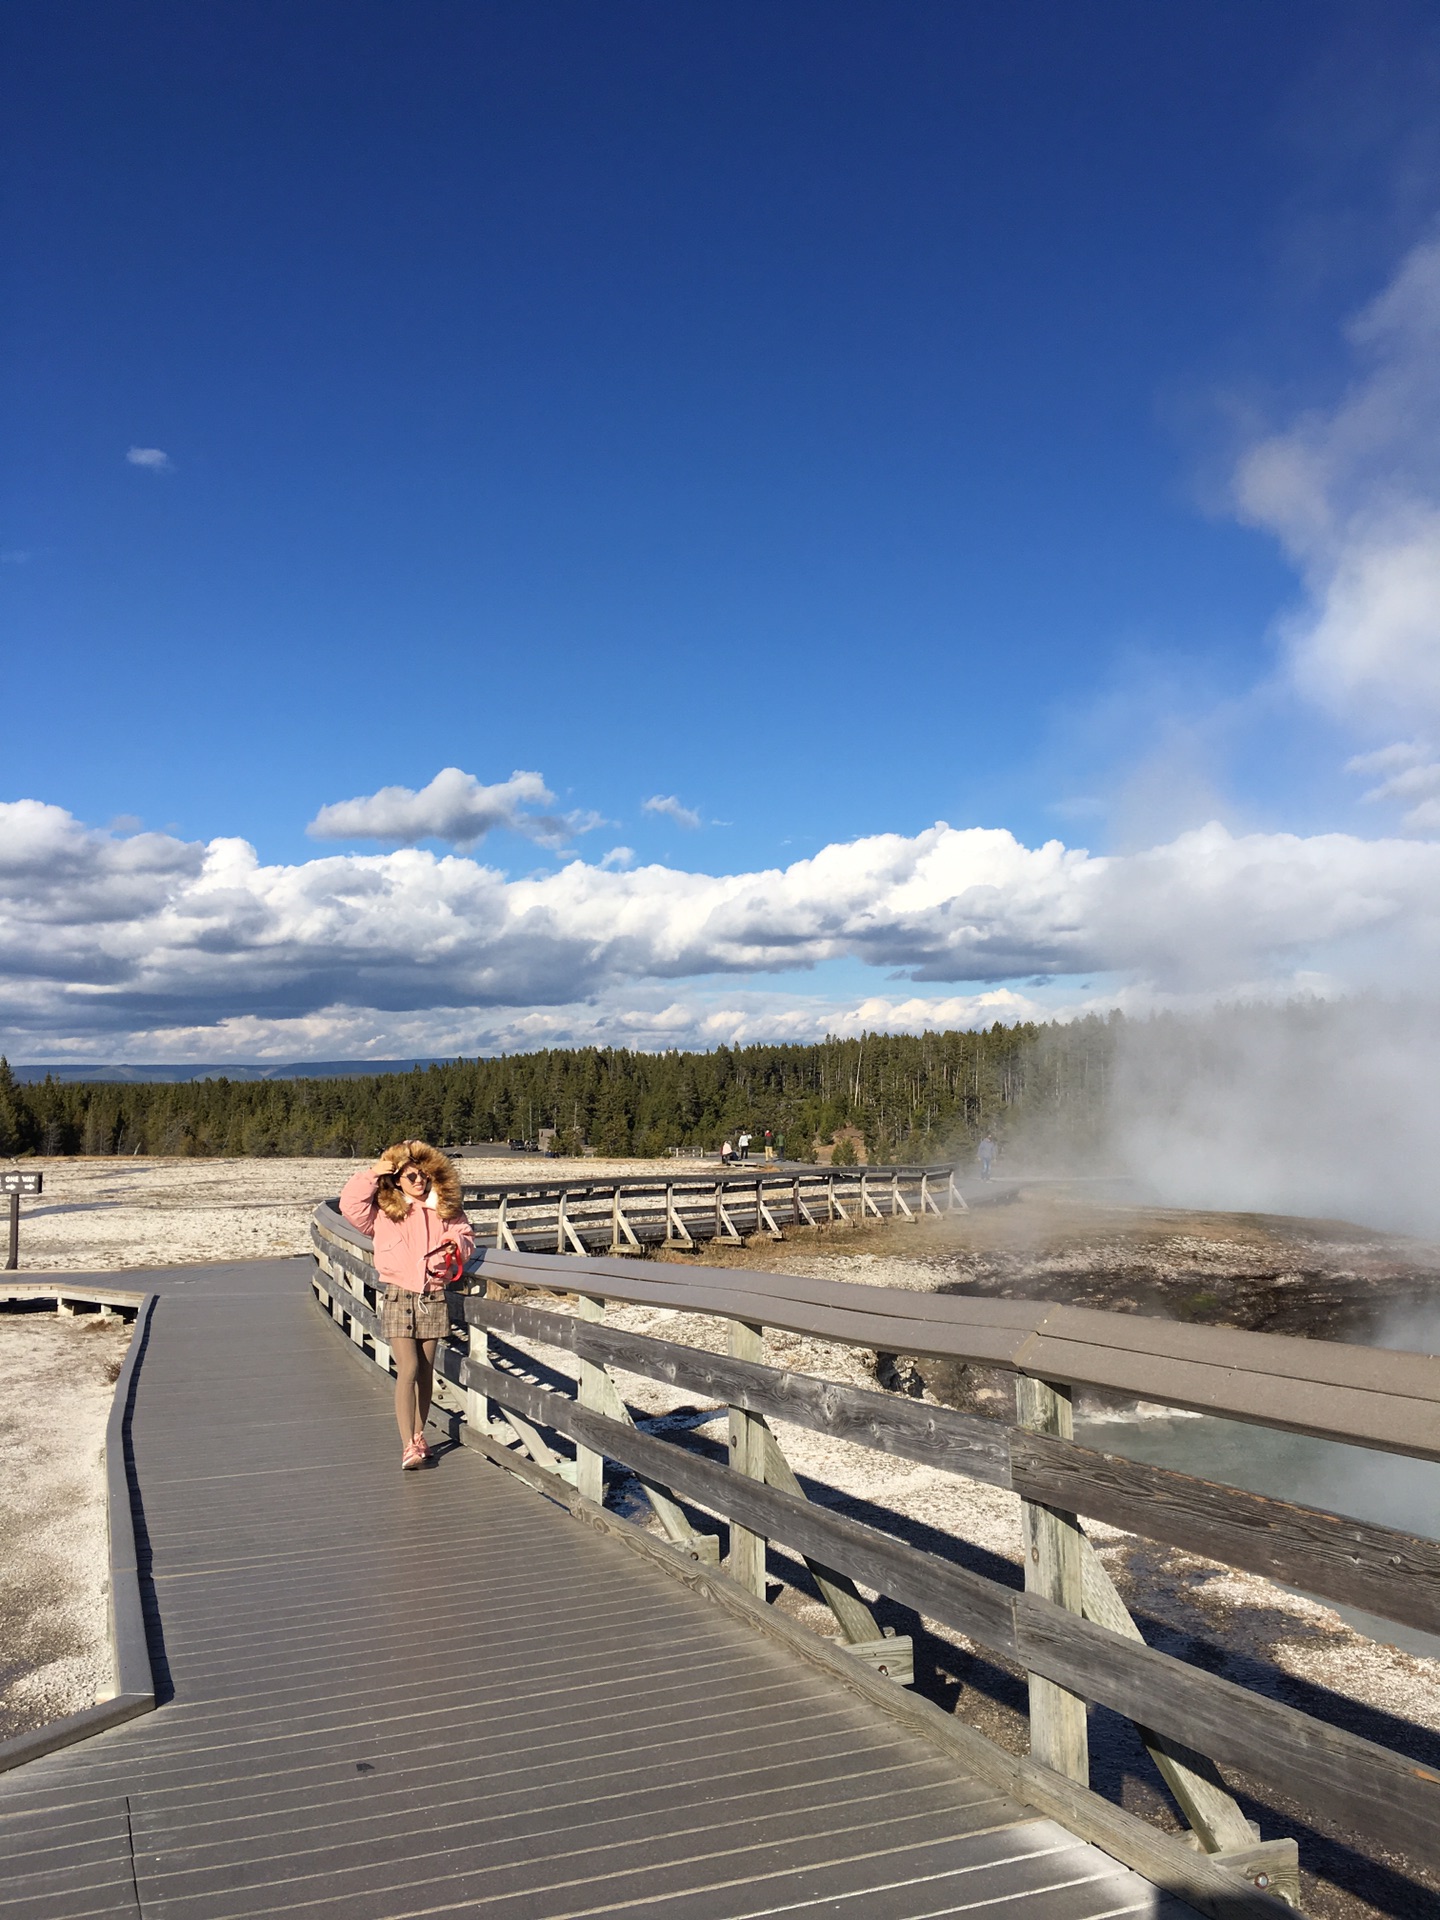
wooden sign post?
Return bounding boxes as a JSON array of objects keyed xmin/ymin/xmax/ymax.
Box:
[{"xmin": 2, "ymin": 1170, "xmax": 43, "ymax": 1271}]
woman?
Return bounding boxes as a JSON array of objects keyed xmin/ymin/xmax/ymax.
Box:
[{"xmin": 339, "ymin": 1140, "xmax": 474, "ymax": 1469}]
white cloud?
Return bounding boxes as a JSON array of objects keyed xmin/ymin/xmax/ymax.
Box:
[
  {"xmin": 643, "ymin": 794, "xmax": 702, "ymax": 829},
  {"xmin": 4, "ymin": 800, "xmax": 1440, "ymax": 1056},
  {"xmin": 1346, "ymin": 738, "xmax": 1440, "ymax": 830},
  {"xmin": 1234, "ymin": 234, "xmax": 1440, "ymax": 719},
  {"xmin": 306, "ymin": 767, "xmax": 580, "ymax": 850},
  {"xmin": 126, "ymin": 447, "xmax": 173, "ymax": 472},
  {"xmin": 599, "ymin": 846, "xmax": 635, "ymax": 870}
]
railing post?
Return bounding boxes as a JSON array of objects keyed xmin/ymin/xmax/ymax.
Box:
[
  {"xmin": 891, "ymin": 1170, "xmax": 915, "ymax": 1220},
  {"xmin": 664, "ymin": 1181, "xmax": 693, "ymax": 1246},
  {"xmin": 466, "ymin": 1284, "xmax": 495, "ymax": 1439},
  {"xmin": 727, "ymin": 1318, "xmax": 767, "ymax": 1597},
  {"xmin": 574, "ymin": 1295, "xmax": 607, "ymax": 1503},
  {"xmin": 755, "ymin": 1178, "xmax": 784, "ymax": 1240},
  {"xmin": 496, "ymin": 1192, "xmax": 518, "ymax": 1250},
  {"xmin": 1015, "ymin": 1374, "xmax": 1089, "ymax": 1784}
]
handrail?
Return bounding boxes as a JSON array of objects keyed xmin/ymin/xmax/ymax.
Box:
[
  {"xmin": 318, "ymin": 1200, "xmax": 1440, "ymax": 1457},
  {"xmin": 462, "ymin": 1291, "xmax": 1440, "ymax": 1637},
  {"xmin": 457, "ymin": 1162, "xmax": 965, "ymax": 1253},
  {"xmin": 460, "ymin": 1158, "xmax": 948, "ymax": 1190},
  {"xmin": 309, "ymin": 1197, "xmax": 1440, "ymax": 1908}
]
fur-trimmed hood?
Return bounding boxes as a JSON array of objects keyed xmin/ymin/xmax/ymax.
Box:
[{"xmin": 374, "ymin": 1140, "xmax": 465, "ymax": 1223}]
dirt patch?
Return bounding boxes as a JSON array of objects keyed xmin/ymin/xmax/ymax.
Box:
[{"xmin": 0, "ymin": 1310, "xmax": 132, "ymax": 1739}]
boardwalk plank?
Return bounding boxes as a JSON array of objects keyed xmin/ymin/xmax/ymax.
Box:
[{"xmin": 0, "ymin": 1798, "xmax": 140, "ymax": 1919}]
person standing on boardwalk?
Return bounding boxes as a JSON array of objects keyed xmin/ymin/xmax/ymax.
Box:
[
  {"xmin": 977, "ymin": 1134, "xmax": 997, "ymax": 1182},
  {"xmin": 737, "ymin": 1129, "xmax": 751, "ymax": 1161},
  {"xmin": 340, "ymin": 1141, "xmax": 474, "ymax": 1470}
]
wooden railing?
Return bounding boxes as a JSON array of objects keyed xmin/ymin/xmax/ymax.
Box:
[
  {"xmin": 309, "ymin": 1200, "xmax": 1440, "ymax": 1918},
  {"xmin": 459, "ymin": 1162, "xmax": 966, "ymax": 1252}
]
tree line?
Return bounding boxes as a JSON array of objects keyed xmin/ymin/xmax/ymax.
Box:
[{"xmin": 0, "ymin": 1016, "xmax": 1120, "ymax": 1163}]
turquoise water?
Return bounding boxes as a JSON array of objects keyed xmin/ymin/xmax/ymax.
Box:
[{"xmin": 1072, "ymin": 1406, "xmax": 1440, "ymax": 1660}]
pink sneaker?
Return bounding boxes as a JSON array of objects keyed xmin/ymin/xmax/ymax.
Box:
[{"xmin": 401, "ymin": 1438, "xmax": 425, "ymax": 1471}]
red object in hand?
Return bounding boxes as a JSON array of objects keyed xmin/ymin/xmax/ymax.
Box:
[{"xmin": 426, "ymin": 1240, "xmax": 464, "ymax": 1288}]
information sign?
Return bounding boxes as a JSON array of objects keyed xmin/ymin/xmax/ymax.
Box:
[{"xmin": 0, "ymin": 1171, "xmax": 42, "ymax": 1195}]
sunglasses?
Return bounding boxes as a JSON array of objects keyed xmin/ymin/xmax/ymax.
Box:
[{"xmin": 398, "ymin": 1167, "xmax": 430, "ymax": 1186}]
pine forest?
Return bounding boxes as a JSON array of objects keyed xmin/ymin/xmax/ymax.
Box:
[{"xmin": 0, "ymin": 1018, "xmax": 1121, "ymax": 1164}]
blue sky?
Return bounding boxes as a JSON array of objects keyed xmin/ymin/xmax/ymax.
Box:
[{"xmin": 6, "ymin": 2, "xmax": 1440, "ymax": 1061}]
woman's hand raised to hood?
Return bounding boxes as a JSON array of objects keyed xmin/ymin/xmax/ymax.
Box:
[{"xmin": 371, "ymin": 1141, "xmax": 421, "ymax": 1176}]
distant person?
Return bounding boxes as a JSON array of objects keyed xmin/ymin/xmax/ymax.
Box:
[
  {"xmin": 340, "ymin": 1140, "xmax": 474, "ymax": 1471},
  {"xmin": 720, "ymin": 1139, "xmax": 735, "ymax": 1166},
  {"xmin": 737, "ymin": 1130, "xmax": 751, "ymax": 1161},
  {"xmin": 763, "ymin": 1128, "xmax": 774, "ymax": 1160},
  {"xmin": 977, "ymin": 1134, "xmax": 997, "ymax": 1182}
]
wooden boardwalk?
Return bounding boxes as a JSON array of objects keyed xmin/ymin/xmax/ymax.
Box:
[{"xmin": 0, "ymin": 1257, "xmax": 1186, "ymax": 1919}]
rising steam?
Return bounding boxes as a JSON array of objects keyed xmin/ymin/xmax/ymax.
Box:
[{"xmin": 1110, "ymin": 998, "xmax": 1440, "ymax": 1240}]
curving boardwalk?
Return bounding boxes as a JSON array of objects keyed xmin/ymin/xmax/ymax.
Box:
[{"xmin": 0, "ymin": 1258, "xmax": 1187, "ymax": 1919}]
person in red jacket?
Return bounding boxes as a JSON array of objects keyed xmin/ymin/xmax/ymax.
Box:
[{"xmin": 339, "ymin": 1140, "xmax": 474, "ymax": 1469}]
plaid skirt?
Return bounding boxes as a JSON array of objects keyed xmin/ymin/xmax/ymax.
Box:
[{"xmin": 379, "ymin": 1285, "xmax": 452, "ymax": 1341}]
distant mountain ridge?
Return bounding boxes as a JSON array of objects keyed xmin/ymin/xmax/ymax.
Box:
[{"xmin": 9, "ymin": 1059, "xmax": 449, "ymax": 1085}]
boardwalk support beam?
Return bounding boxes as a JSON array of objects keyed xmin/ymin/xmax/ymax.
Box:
[
  {"xmin": 1016, "ymin": 1375, "xmax": 1089, "ymax": 1784},
  {"xmin": 727, "ymin": 1318, "xmax": 768, "ymax": 1595}
]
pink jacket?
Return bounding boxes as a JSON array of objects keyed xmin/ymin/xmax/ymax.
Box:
[{"xmin": 338, "ymin": 1170, "xmax": 475, "ymax": 1294}]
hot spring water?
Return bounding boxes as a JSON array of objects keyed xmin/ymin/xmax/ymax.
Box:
[{"xmin": 1073, "ymin": 1403, "xmax": 1440, "ymax": 1659}]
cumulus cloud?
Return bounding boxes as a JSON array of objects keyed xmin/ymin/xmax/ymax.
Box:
[
  {"xmin": 4, "ymin": 800, "xmax": 1440, "ymax": 1057},
  {"xmin": 306, "ymin": 767, "xmax": 582, "ymax": 850},
  {"xmin": 1234, "ymin": 234, "xmax": 1440, "ymax": 719},
  {"xmin": 643, "ymin": 794, "xmax": 702, "ymax": 829},
  {"xmin": 126, "ymin": 446, "xmax": 173, "ymax": 472}
]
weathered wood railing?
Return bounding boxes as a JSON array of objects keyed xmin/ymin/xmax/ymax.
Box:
[
  {"xmin": 309, "ymin": 1201, "xmax": 1440, "ymax": 1918},
  {"xmin": 459, "ymin": 1162, "xmax": 965, "ymax": 1252}
]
